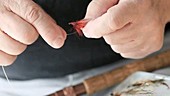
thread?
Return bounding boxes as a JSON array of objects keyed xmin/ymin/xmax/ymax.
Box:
[
  {"xmin": 1, "ymin": 66, "xmax": 13, "ymax": 89},
  {"xmin": 67, "ymin": 32, "xmax": 77, "ymax": 36}
]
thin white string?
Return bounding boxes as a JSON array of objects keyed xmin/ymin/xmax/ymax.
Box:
[
  {"xmin": 0, "ymin": 31, "xmax": 77, "ymax": 92},
  {"xmin": 1, "ymin": 66, "xmax": 13, "ymax": 88}
]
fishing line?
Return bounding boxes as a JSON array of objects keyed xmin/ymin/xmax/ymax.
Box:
[
  {"xmin": 0, "ymin": 19, "xmax": 86, "ymax": 91},
  {"xmin": 0, "ymin": 31, "xmax": 77, "ymax": 90},
  {"xmin": 67, "ymin": 32, "xmax": 77, "ymax": 36},
  {"xmin": 1, "ymin": 66, "xmax": 13, "ymax": 89}
]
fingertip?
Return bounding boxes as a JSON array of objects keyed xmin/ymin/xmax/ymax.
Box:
[
  {"xmin": 82, "ymin": 25, "xmax": 92, "ymax": 38},
  {"xmin": 52, "ymin": 36, "xmax": 66, "ymax": 49},
  {"xmin": 82, "ymin": 19, "xmax": 102, "ymax": 38},
  {"xmin": 82, "ymin": 20, "xmax": 94, "ymax": 37},
  {"xmin": 51, "ymin": 27, "xmax": 67, "ymax": 49}
]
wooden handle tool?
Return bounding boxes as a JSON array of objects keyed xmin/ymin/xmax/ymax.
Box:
[{"xmin": 49, "ymin": 49, "xmax": 170, "ymax": 96}]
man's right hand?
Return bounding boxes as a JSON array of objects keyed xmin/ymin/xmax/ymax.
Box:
[{"xmin": 0, "ymin": 0, "xmax": 67, "ymax": 66}]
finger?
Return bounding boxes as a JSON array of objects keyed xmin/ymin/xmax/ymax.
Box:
[
  {"xmin": 85, "ymin": 0, "xmax": 119, "ymax": 19},
  {"xmin": 0, "ymin": 51, "xmax": 17, "ymax": 66},
  {"xmin": 7, "ymin": 0, "xmax": 67, "ymax": 48},
  {"xmin": 0, "ymin": 10, "xmax": 39, "ymax": 45},
  {"xmin": 110, "ymin": 40, "xmax": 144, "ymax": 53},
  {"xmin": 0, "ymin": 30, "xmax": 27, "ymax": 55},
  {"xmin": 120, "ymin": 51, "xmax": 150, "ymax": 59},
  {"xmin": 120, "ymin": 38, "xmax": 163, "ymax": 59},
  {"xmin": 103, "ymin": 23, "xmax": 137, "ymax": 45},
  {"xmin": 83, "ymin": 2, "xmax": 138, "ymax": 38}
]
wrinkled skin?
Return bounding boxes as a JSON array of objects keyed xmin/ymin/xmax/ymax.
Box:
[
  {"xmin": 1, "ymin": 0, "xmax": 170, "ymax": 66},
  {"xmin": 0, "ymin": 0, "xmax": 67, "ymax": 65},
  {"xmin": 83, "ymin": 0, "xmax": 170, "ymax": 59}
]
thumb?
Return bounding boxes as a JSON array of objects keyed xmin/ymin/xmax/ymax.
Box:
[
  {"xmin": 85, "ymin": 0, "xmax": 119, "ymax": 19},
  {"xmin": 8, "ymin": 0, "xmax": 66, "ymax": 48}
]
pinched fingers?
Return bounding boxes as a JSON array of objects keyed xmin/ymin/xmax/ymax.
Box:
[
  {"xmin": 83, "ymin": 2, "xmax": 137, "ymax": 38},
  {"xmin": 7, "ymin": 0, "xmax": 67, "ymax": 48},
  {"xmin": 83, "ymin": 0, "xmax": 165, "ymax": 59},
  {"xmin": 0, "ymin": 0, "xmax": 67, "ymax": 65}
]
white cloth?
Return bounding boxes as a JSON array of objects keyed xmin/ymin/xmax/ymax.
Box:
[{"xmin": 0, "ymin": 32, "xmax": 170, "ymax": 96}]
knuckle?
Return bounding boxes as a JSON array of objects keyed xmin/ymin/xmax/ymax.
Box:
[
  {"xmin": 108, "ymin": 14, "xmax": 121, "ymax": 31},
  {"xmin": 155, "ymin": 43, "xmax": 163, "ymax": 51},
  {"xmin": 111, "ymin": 45, "xmax": 122, "ymax": 53},
  {"xmin": 138, "ymin": 45, "xmax": 155, "ymax": 57},
  {"xmin": 121, "ymin": 53, "xmax": 146, "ymax": 59},
  {"xmin": 4, "ymin": 57, "xmax": 16, "ymax": 65},
  {"xmin": 151, "ymin": 35, "xmax": 163, "ymax": 52},
  {"xmin": 0, "ymin": 54, "xmax": 17, "ymax": 65},
  {"xmin": 25, "ymin": 4, "xmax": 42, "ymax": 24},
  {"xmin": 112, "ymin": 16, "xmax": 121, "ymax": 28},
  {"xmin": 104, "ymin": 36, "xmax": 115, "ymax": 45},
  {"xmin": 6, "ymin": 56, "xmax": 17, "ymax": 65},
  {"xmin": 139, "ymin": 46, "xmax": 153, "ymax": 58},
  {"xmin": 104, "ymin": 38, "xmax": 112, "ymax": 45},
  {"xmin": 21, "ymin": 29, "xmax": 39, "ymax": 45},
  {"xmin": 13, "ymin": 45, "xmax": 27, "ymax": 55},
  {"xmin": 153, "ymin": 41, "xmax": 163, "ymax": 52},
  {"xmin": 4, "ymin": 46, "xmax": 27, "ymax": 56},
  {"xmin": 120, "ymin": 53, "xmax": 132, "ymax": 59}
]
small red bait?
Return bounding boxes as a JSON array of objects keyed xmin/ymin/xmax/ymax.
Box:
[{"xmin": 69, "ymin": 19, "xmax": 90, "ymax": 36}]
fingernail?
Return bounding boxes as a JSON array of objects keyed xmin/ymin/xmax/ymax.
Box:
[{"xmin": 53, "ymin": 36, "xmax": 64, "ymax": 49}]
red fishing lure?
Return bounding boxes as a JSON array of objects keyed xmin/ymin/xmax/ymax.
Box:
[{"xmin": 69, "ymin": 19, "xmax": 90, "ymax": 36}]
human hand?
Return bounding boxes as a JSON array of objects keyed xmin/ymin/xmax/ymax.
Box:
[
  {"xmin": 83, "ymin": 0, "xmax": 170, "ymax": 59},
  {"xmin": 0, "ymin": 0, "xmax": 67, "ymax": 65}
]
